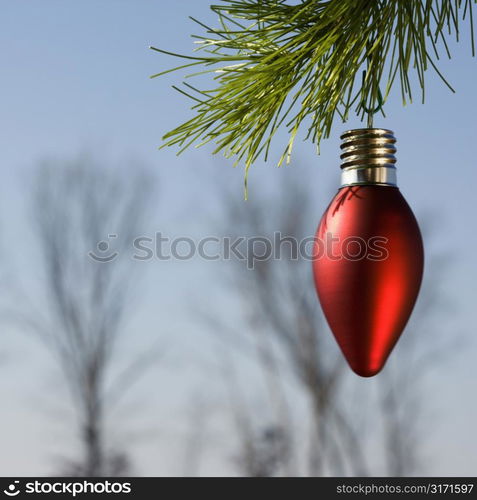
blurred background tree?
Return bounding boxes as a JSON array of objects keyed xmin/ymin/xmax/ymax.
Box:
[{"xmin": 16, "ymin": 157, "xmax": 157, "ymax": 476}]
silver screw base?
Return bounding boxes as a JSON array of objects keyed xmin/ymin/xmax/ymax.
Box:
[{"xmin": 340, "ymin": 128, "xmax": 398, "ymax": 187}]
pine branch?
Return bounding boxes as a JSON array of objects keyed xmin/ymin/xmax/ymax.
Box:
[{"xmin": 151, "ymin": 0, "xmax": 475, "ymax": 192}]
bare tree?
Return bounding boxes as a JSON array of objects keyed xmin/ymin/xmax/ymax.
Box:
[{"xmin": 24, "ymin": 155, "xmax": 155, "ymax": 476}]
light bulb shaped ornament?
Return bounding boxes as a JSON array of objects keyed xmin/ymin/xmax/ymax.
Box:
[{"xmin": 313, "ymin": 129, "xmax": 424, "ymax": 377}]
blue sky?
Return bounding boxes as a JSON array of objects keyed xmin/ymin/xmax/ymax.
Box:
[{"xmin": 0, "ymin": 0, "xmax": 476, "ymax": 476}]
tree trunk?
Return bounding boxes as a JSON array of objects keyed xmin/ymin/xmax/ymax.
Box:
[{"xmin": 84, "ymin": 400, "xmax": 103, "ymax": 477}]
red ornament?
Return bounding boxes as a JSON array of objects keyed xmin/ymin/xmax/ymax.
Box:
[{"xmin": 313, "ymin": 129, "xmax": 424, "ymax": 377}]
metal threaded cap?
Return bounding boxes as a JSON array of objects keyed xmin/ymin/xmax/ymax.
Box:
[
  {"xmin": 339, "ymin": 129, "xmax": 398, "ymax": 187},
  {"xmin": 340, "ymin": 128, "xmax": 397, "ymax": 170}
]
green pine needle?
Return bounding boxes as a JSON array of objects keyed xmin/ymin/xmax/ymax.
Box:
[{"xmin": 152, "ymin": 0, "xmax": 475, "ymax": 194}]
